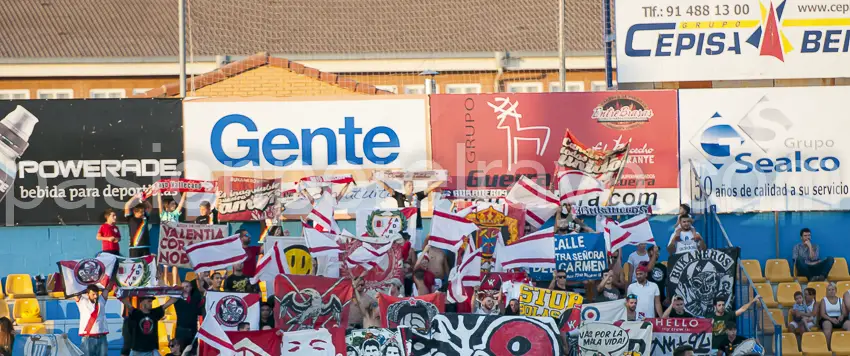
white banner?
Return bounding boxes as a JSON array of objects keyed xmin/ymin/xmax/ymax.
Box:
[
  {"xmin": 680, "ymin": 87, "xmax": 850, "ymax": 212},
  {"xmin": 183, "ymin": 98, "xmax": 432, "ymax": 216},
  {"xmin": 616, "ymin": 0, "xmax": 850, "ymax": 82}
]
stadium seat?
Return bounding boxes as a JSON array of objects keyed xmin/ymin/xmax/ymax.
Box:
[
  {"xmin": 741, "ymin": 260, "xmax": 766, "ymax": 283},
  {"xmin": 260, "ymin": 281, "xmax": 268, "ymax": 302},
  {"xmin": 838, "ymin": 281, "xmax": 850, "ymax": 297},
  {"xmin": 830, "ymin": 258, "xmax": 850, "ymax": 282},
  {"xmin": 801, "ymin": 331, "xmax": 832, "ymax": 356},
  {"xmin": 782, "ymin": 333, "xmax": 803, "ymax": 356},
  {"xmin": 766, "ymin": 259, "xmax": 795, "ymax": 283},
  {"xmin": 763, "ymin": 308, "xmax": 786, "ymax": 334},
  {"xmin": 754, "ymin": 283, "xmax": 779, "ymax": 308},
  {"xmin": 777, "ymin": 282, "xmax": 803, "ymax": 308},
  {"xmin": 154, "ymin": 297, "xmax": 177, "ymax": 321},
  {"xmin": 807, "ymin": 281, "xmax": 828, "ymax": 300},
  {"xmin": 184, "ymin": 271, "xmax": 197, "ymax": 282},
  {"xmin": 158, "ymin": 321, "xmax": 170, "ymax": 356},
  {"xmin": 794, "ymin": 264, "xmax": 809, "ymax": 284},
  {"xmin": 13, "ymin": 298, "xmax": 43, "ymax": 324},
  {"xmin": 21, "ymin": 323, "xmax": 46, "ymax": 334},
  {"xmin": 0, "ymin": 301, "xmax": 9, "ymax": 319},
  {"xmin": 833, "ymin": 331, "xmax": 850, "ymax": 356},
  {"xmin": 623, "ymin": 263, "xmax": 631, "ymax": 283},
  {"xmin": 5, "ymin": 274, "xmax": 35, "ymax": 299}
]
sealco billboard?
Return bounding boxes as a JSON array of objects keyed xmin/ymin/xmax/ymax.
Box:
[
  {"xmin": 616, "ymin": 0, "xmax": 850, "ymax": 82},
  {"xmin": 680, "ymin": 86, "xmax": 850, "ymax": 212},
  {"xmin": 429, "ymin": 91, "xmax": 680, "ymax": 213}
]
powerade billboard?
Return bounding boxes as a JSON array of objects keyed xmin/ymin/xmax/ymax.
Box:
[{"xmin": 616, "ymin": 0, "xmax": 850, "ymax": 82}]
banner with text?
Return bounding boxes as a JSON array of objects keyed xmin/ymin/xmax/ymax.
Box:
[
  {"xmin": 216, "ymin": 176, "xmax": 280, "ymax": 221},
  {"xmin": 515, "ymin": 283, "xmax": 583, "ymax": 319},
  {"xmin": 530, "ymin": 232, "xmax": 608, "ymax": 281},
  {"xmin": 0, "ymin": 100, "xmax": 183, "ymax": 225},
  {"xmin": 429, "ymin": 92, "xmax": 679, "ymax": 213},
  {"xmin": 578, "ymin": 321, "xmax": 653, "ymax": 356},
  {"xmin": 648, "ymin": 318, "xmax": 713, "ymax": 356},
  {"xmin": 616, "ymin": 0, "xmax": 850, "ymax": 82},
  {"xmin": 680, "ymin": 87, "xmax": 850, "ymax": 212},
  {"xmin": 157, "ymin": 222, "xmax": 229, "ymax": 267},
  {"xmin": 667, "ymin": 248, "xmax": 740, "ymax": 317}
]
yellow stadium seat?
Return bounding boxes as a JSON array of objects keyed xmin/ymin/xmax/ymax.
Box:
[
  {"xmin": 5, "ymin": 274, "xmax": 35, "ymax": 299},
  {"xmin": 766, "ymin": 259, "xmax": 795, "ymax": 283},
  {"xmin": 777, "ymin": 282, "xmax": 803, "ymax": 308},
  {"xmin": 21, "ymin": 324, "xmax": 46, "ymax": 334},
  {"xmin": 833, "ymin": 331, "xmax": 850, "ymax": 356},
  {"xmin": 837, "ymin": 281, "xmax": 850, "ymax": 297},
  {"xmin": 260, "ymin": 281, "xmax": 268, "ymax": 302},
  {"xmin": 153, "ymin": 297, "xmax": 177, "ymax": 321},
  {"xmin": 783, "ymin": 333, "xmax": 803, "ymax": 356},
  {"xmin": 830, "ymin": 258, "xmax": 850, "ymax": 282},
  {"xmin": 623, "ymin": 263, "xmax": 631, "ymax": 283},
  {"xmin": 158, "ymin": 321, "xmax": 170, "ymax": 356},
  {"xmin": 0, "ymin": 301, "xmax": 9, "ymax": 319},
  {"xmin": 763, "ymin": 308, "xmax": 786, "ymax": 334},
  {"xmin": 807, "ymin": 282, "xmax": 828, "ymax": 300},
  {"xmin": 754, "ymin": 283, "xmax": 779, "ymax": 308},
  {"xmin": 184, "ymin": 271, "xmax": 197, "ymax": 282},
  {"xmin": 13, "ymin": 298, "xmax": 42, "ymax": 324},
  {"xmin": 801, "ymin": 331, "xmax": 832, "ymax": 356},
  {"xmin": 741, "ymin": 259, "xmax": 766, "ymax": 283}
]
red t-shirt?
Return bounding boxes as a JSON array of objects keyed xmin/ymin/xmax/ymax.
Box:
[
  {"xmin": 415, "ymin": 267, "xmax": 436, "ymax": 294},
  {"xmin": 241, "ymin": 246, "xmax": 261, "ymax": 277},
  {"xmin": 98, "ymin": 223, "xmax": 121, "ymax": 252},
  {"xmin": 401, "ymin": 241, "xmax": 412, "ymax": 260}
]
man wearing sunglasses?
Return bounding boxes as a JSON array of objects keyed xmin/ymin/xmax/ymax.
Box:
[{"xmin": 625, "ymin": 294, "xmax": 638, "ymax": 321}]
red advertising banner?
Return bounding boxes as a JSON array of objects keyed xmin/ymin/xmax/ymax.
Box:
[
  {"xmin": 274, "ymin": 275, "xmax": 353, "ymax": 354},
  {"xmin": 216, "ymin": 177, "xmax": 281, "ymax": 221},
  {"xmin": 429, "ymin": 92, "xmax": 679, "ymax": 213}
]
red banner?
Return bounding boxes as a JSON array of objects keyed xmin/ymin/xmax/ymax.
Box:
[
  {"xmin": 141, "ymin": 178, "xmax": 217, "ymax": 200},
  {"xmin": 429, "ymin": 92, "xmax": 679, "ymax": 213},
  {"xmin": 274, "ymin": 275, "xmax": 352, "ymax": 355},
  {"xmin": 340, "ymin": 239, "xmax": 404, "ymax": 294},
  {"xmin": 216, "ymin": 177, "xmax": 281, "ymax": 221},
  {"xmin": 198, "ymin": 329, "xmax": 282, "ymax": 356},
  {"xmin": 378, "ymin": 292, "xmax": 446, "ymax": 330}
]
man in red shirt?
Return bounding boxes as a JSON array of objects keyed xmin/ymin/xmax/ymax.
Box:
[
  {"xmin": 96, "ymin": 208, "xmax": 121, "ymax": 255},
  {"xmin": 237, "ymin": 229, "xmax": 260, "ymax": 277}
]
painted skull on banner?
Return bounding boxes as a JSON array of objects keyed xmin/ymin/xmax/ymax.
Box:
[
  {"xmin": 667, "ymin": 248, "xmax": 739, "ymax": 317},
  {"xmin": 74, "ymin": 259, "xmax": 106, "ymax": 284},
  {"xmin": 387, "ymin": 299, "xmax": 440, "ymax": 331},
  {"xmin": 408, "ymin": 313, "xmax": 561, "ymax": 356},
  {"xmin": 215, "ymin": 295, "xmax": 248, "ymax": 327}
]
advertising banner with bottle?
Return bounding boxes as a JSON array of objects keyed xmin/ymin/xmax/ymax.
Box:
[
  {"xmin": 680, "ymin": 87, "xmax": 850, "ymax": 212},
  {"xmin": 0, "ymin": 100, "xmax": 183, "ymax": 225}
]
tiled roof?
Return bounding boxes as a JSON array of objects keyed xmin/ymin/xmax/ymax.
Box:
[
  {"xmin": 0, "ymin": 0, "xmax": 605, "ymax": 59},
  {"xmin": 135, "ymin": 52, "xmax": 395, "ymax": 97}
]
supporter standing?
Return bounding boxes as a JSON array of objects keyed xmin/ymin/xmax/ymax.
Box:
[
  {"xmin": 96, "ymin": 208, "xmax": 121, "ymax": 256},
  {"xmin": 412, "ymin": 253, "xmax": 437, "ymax": 296},
  {"xmin": 224, "ymin": 263, "xmax": 259, "ymax": 293},
  {"xmin": 0, "ymin": 317, "xmax": 12, "ymax": 356},
  {"xmin": 375, "ymin": 177, "xmax": 443, "ymax": 250},
  {"xmin": 673, "ymin": 345, "xmax": 695, "ymax": 356},
  {"xmin": 716, "ymin": 321, "xmax": 746, "ymax": 356},
  {"xmin": 503, "ymin": 299, "xmax": 520, "ymax": 315},
  {"xmin": 124, "ymin": 197, "xmax": 150, "ymax": 258},
  {"xmin": 793, "ymin": 228, "xmax": 834, "ymax": 281},
  {"xmin": 172, "ymin": 281, "xmax": 204, "ymax": 349},
  {"xmin": 668, "ymin": 215, "xmax": 705, "ymax": 255},
  {"xmin": 708, "ymin": 296, "xmax": 760, "ymax": 351},
  {"xmin": 120, "ymin": 296, "xmax": 177, "ymax": 356},
  {"xmin": 646, "ymin": 246, "xmax": 668, "ymax": 303},
  {"xmin": 194, "ymin": 201, "xmax": 217, "ymax": 224},
  {"xmin": 353, "ymin": 276, "xmax": 381, "ymax": 328},
  {"xmin": 626, "ymin": 244, "xmax": 657, "ymax": 284},
  {"xmin": 819, "ymin": 282, "xmax": 850, "ymax": 345},
  {"xmin": 662, "ymin": 295, "xmax": 694, "ymax": 318},
  {"xmin": 472, "ymin": 290, "xmax": 501, "ymax": 315},
  {"xmin": 548, "ymin": 270, "xmax": 569, "ymax": 291},
  {"xmin": 260, "ymin": 301, "xmax": 275, "ymax": 329},
  {"xmin": 237, "ymin": 229, "xmax": 260, "ymax": 278},
  {"xmin": 199, "ymin": 271, "xmax": 224, "ymax": 293},
  {"xmin": 76, "ymin": 285, "xmax": 108, "ymax": 356},
  {"xmin": 158, "ymin": 192, "xmax": 187, "ymax": 224},
  {"xmin": 626, "ymin": 262, "xmax": 662, "ymax": 320},
  {"xmin": 625, "ymin": 294, "xmax": 638, "ymax": 321},
  {"xmin": 594, "ymin": 271, "xmax": 621, "ymax": 302}
]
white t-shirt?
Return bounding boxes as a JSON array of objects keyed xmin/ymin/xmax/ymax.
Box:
[
  {"xmin": 627, "ymin": 281, "xmax": 660, "ymax": 320},
  {"xmin": 77, "ymin": 295, "xmax": 108, "ymax": 336},
  {"xmin": 627, "ymin": 251, "xmax": 650, "ymax": 281},
  {"xmin": 668, "ymin": 230, "xmax": 699, "ymax": 254}
]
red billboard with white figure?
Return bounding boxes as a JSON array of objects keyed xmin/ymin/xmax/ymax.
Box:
[{"xmin": 429, "ymin": 91, "xmax": 679, "ymax": 213}]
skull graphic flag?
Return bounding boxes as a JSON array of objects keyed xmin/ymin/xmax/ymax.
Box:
[
  {"xmin": 378, "ymin": 292, "xmax": 446, "ymax": 331},
  {"xmin": 274, "ymin": 274, "xmax": 353, "ymax": 354},
  {"xmin": 666, "ymin": 247, "xmax": 740, "ymax": 317},
  {"xmin": 57, "ymin": 254, "xmax": 117, "ymax": 296},
  {"xmin": 204, "ymin": 291, "xmax": 261, "ymax": 331}
]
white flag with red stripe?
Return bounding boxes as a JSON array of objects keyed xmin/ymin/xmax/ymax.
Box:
[
  {"xmin": 495, "ymin": 227, "xmax": 556, "ymax": 270},
  {"xmin": 345, "ymin": 242, "xmax": 393, "ymax": 272},
  {"xmin": 299, "ymin": 175, "xmax": 354, "ymax": 188},
  {"xmin": 557, "ymin": 169, "xmax": 605, "ymax": 205},
  {"xmin": 198, "ymin": 310, "xmax": 236, "ymax": 356},
  {"xmin": 185, "ymin": 234, "xmax": 247, "ymax": 273},
  {"xmin": 302, "ymin": 221, "xmax": 343, "ymax": 257},
  {"xmin": 251, "ymin": 241, "xmax": 291, "ymax": 285},
  {"xmin": 447, "ymin": 244, "xmax": 483, "ymax": 303},
  {"xmin": 428, "ymin": 209, "xmax": 479, "ymax": 252},
  {"xmin": 308, "ymin": 192, "xmax": 340, "ymax": 234},
  {"xmin": 506, "ymin": 176, "xmax": 559, "ymax": 228},
  {"xmin": 604, "ymin": 214, "xmax": 655, "ymax": 252}
]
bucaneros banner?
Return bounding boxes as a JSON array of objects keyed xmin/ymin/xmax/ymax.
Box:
[
  {"xmin": 667, "ymin": 248, "xmax": 740, "ymax": 317},
  {"xmin": 0, "ymin": 100, "xmax": 182, "ymax": 225},
  {"xmin": 157, "ymin": 222, "xmax": 229, "ymax": 267},
  {"xmin": 181, "ymin": 98, "xmax": 434, "ymax": 218},
  {"xmin": 648, "ymin": 318, "xmax": 713, "ymax": 356},
  {"xmin": 429, "ymin": 92, "xmax": 679, "ymax": 213},
  {"xmin": 274, "ymin": 274, "xmax": 353, "ymax": 354},
  {"xmin": 681, "ymin": 87, "xmax": 850, "ymax": 212},
  {"xmin": 216, "ymin": 176, "xmax": 280, "ymax": 221}
]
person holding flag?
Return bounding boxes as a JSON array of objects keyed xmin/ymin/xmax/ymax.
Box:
[{"xmin": 124, "ymin": 194, "xmax": 150, "ymax": 258}]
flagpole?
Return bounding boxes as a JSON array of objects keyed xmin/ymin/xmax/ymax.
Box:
[{"xmin": 603, "ymin": 144, "xmax": 631, "ymax": 207}]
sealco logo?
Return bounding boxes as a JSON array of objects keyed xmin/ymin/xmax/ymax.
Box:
[
  {"xmin": 592, "ymin": 96, "xmax": 654, "ymax": 130},
  {"xmin": 692, "ymin": 95, "xmax": 839, "ymax": 173}
]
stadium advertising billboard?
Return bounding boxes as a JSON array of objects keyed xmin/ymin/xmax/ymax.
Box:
[{"xmin": 616, "ymin": 0, "xmax": 850, "ymax": 82}]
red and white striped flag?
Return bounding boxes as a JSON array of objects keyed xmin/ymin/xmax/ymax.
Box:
[
  {"xmin": 299, "ymin": 175, "xmax": 354, "ymax": 188},
  {"xmin": 198, "ymin": 310, "xmax": 235, "ymax": 356},
  {"xmin": 495, "ymin": 227, "xmax": 555, "ymax": 270},
  {"xmin": 604, "ymin": 214, "xmax": 655, "ymax": 252},
  {"xmin": 428, "ymin": 209, "xmax": 479, "ymax": 252},
  {"xmin": 447, "ymin": 243, "xmax": 483, "ymax": 303},
  {"xmin": 557, "ymin": 169, "xmax": 605, "ymax": 205},
  {"xmin": 345, "ymin": 242, "xmax": 393, "ymax": 272},
  {"xmin": 308, "ymin": 192, "xmax": 340, "ymax": 234},
  {"xmin": 302, "ymin": 221, "xmax": 343, "ymax": 257},
  {"xmin": 185, "ymin": 234, "xmax": 247, "ymax": 273},
  {"xmin": 506, "ymin": 176, "xmax": 559, "ymax": 229},
  {"xmin": 250, "ymin": 241, "xmax": 291, "ymax": 285}
]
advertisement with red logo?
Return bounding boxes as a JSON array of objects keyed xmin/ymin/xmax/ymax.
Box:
[{"xmin": 429, "ymin": 91, "xmax": 679, "ymax": 213}]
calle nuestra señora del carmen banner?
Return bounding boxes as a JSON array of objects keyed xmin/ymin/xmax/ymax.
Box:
[{"xmin": 429, "ymin": 92, "xmax": 679, "ymax": 213}]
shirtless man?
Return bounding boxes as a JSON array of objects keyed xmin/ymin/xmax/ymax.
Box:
[{"xmin": 420, "ymin": 244, "xmax": 450, "ymax": 290}]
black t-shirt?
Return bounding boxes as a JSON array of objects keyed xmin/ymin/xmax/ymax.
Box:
[
  {"xmin": 669, "ymin": 309, "xmax": 694, "ymax": 318},
  {"xmin": 260, "ymin": 316, "xmax": 275, "ymax": 329},
  {"xmin": 648, "ymin": 262, "xmax": 667, "ymax": 301},
  {"xmin": 717, "ymin": 335, "xmax": 746, "ymax": 355},
  {"xmin": 392, "ymin": 191, "xmax": 427, "ymax": 229},
  {"xmin": 173, "ymin": 293, "xmax": 204, "ymax": 329},
  {"xmin": 708, "ymin": 310, "xmax": 737, "ymax": 349},
  {"xmin": 128, "ymin": 307, "xmax": 165, "ymax": 352},
  {"xmin": 194, "ymin": 209, "xmax": 218, "ymax": 225},
  {"xmin": 125, "ymin": 213, "xmax": 150, "ymax": 249},
  {"xmin": 224, "ymin": 274, "xmax": 258, "ymax": 293}
]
